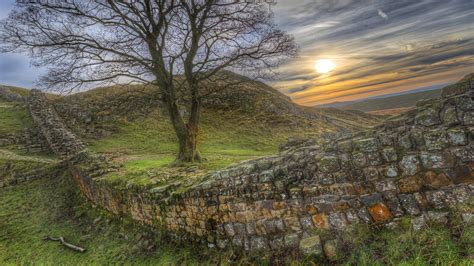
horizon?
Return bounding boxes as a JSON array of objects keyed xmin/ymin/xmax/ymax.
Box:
[{"xmin": 1, "ymin": 0, "xmax": 473, "ymax": 105}]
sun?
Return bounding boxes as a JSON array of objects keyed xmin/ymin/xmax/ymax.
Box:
[{"xmin": 315, "ymin": 59, "xmax": 336, "ymax": 74}]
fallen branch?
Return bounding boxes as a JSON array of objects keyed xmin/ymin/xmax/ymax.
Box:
[{"xmin": 43, "ymin": 236, "xmax": 86, "ymax": 253}]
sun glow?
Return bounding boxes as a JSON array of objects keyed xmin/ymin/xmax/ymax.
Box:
[{"xmin": 315, "ymin": 59, "xmax": 336, "ymax": 74}]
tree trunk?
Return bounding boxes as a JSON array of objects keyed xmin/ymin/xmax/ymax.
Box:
[
  {"xmin": 164, "ymin": 95, "xmax": 202, "ymax": 163},
  {"xmin": 175, "ymin": 121, "xmax": 202, "ymax": 163}
]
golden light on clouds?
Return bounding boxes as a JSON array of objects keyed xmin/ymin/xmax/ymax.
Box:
[{"xmin": 314, "ymin": 59, "xmax": 336, "ymax": 74}]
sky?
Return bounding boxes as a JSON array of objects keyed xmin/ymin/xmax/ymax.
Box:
[
  {"xmin": 0, "ymin": 0, "xmax": 473, "ymax": 105},
  {"xmin": 273, "ymin": 0, "xmax": 474, "ymax": 105}
]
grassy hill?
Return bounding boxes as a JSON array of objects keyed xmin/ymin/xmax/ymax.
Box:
[
  {"xmin": 340, "ymin": 88, "xmax": 442, "ymax": 112},
  {"xmin": 32, "ymin": 72, "xmax": 382, "ymax": 187},
  {"xmin": 317, "ymin": 73, "xmax": 473, "ymax": 114}
]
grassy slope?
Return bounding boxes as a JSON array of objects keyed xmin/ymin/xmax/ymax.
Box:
[
  {"xmin": 87, "ymin": 107, "xmax": 324, "ymax": 187},
  {"xmin": 0, "ymin": 100, "xmax": 31, "ymax": 136},
  {"xmin": 0, "ymin": 173, "xmax": 472, "ymax": 264}
]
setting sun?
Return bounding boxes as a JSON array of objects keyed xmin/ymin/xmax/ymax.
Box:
[{"xmin": 315, "ymin": 59, "xmax": 336, "ymax": 74}]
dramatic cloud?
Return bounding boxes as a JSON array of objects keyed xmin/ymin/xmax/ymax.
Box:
[{"xmin": 273, "ymin": 0, "xmax": 474, "ymax": 105}]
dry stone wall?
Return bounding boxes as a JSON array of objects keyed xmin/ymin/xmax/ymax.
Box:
[{"xmin": 27, "ymin": 81, "xmax": 474, "ymax": 255}]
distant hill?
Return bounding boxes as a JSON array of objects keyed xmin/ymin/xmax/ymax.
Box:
[{"xmin": 316, "ymin": 85, "xmax": 446, "ymax": 112}]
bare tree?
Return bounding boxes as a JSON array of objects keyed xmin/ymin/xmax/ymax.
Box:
[{"xmin": 0, "ymin": 0, "xmax": 296, "ymax": 163}]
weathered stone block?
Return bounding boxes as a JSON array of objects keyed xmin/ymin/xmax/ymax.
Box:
[
  {"xmin": 374, "ymin": 180, "xmax": 397, "ymax": 192},
  {"xmin": 415, "ymin": 108, "xmax": 441, "ymax": 126},
  {"xmin": 452, "ymin": 146, "xmax": 474, "ymax": 162},
  {"xmin": 259, "ymin": 170, "xmax": 274, "ymax": 182},
  {"xmin": 368, "ymin": 203, "xmax": 392, "ymax": 222},
  {"xmin": 299, "ymin": 235, "xmax": 322, "ymax": 256},
  {"xmin": 352, "ymin": 152, "xmax": 367, "ymax": 168},
  {"xmin": 399, "ymin": 155, "xmax": 421, "ymax": 176},
  {"xmin": 384, "ymin": 165, "xmax": 399, "ymax": 178},
  {"xmin": 251, "ymin": 236, "xmax": 268, "ymax": 250},
  {"xmin": 367, "ymin": 152, "xmax": 384, "ymax": 166},
  {"xmin": 357, "ymin": 207, "xmax": 373, "ymax": 223},
  {"xmin": 381, "ymin": 148, "xmax": 398, "ymax": 162},
  {"xmin": 441, "ymin": 105, "xmax": 459, "ymax": 125},
  {"xmin": 354, "ymin": 138, "xmax": 379, "ymax": 152},
  {"xmin": 425, "ymin": 190, "xmax": 447, "ymax": 209},
  {"xmin": 424, "ymin": 131, "xmax": 448, "ymax": 151},
  {"xmin": 361, "ymin": 193, "xmax": 383, "ymax": 206},
  {"xmin": 398, "ymin": 194, "xmax": 421, "ymax": 215},
  {"xmin": 447, "ymin": 128, "xmax": 468, "ymax": 145},
  {"xmin": 398, "ymin": 133, "xmax": 412, "ymax": 150},
  {"xmin": 423, "ymin": 171, "xmax": 452, "ymax": 189},
  {"xmin": 363, "ymin": 167, "xmax": 380, "ymax": 181},
  {"xmin": 463, "ymin": 111, "xmax": 474, "ymax": 125},
  {"xmin": 397, "ymin": 176, "xmax": 423, "ymax": 193},
  {"xmin": 317, "ymin": 156, "xmax": 340, "ymax": 173},
  {"xmin": 427, "ymin": 211, "xmax": 449, "ymax": 224},
  {"xmin": 328, "ymin": 212, "xmax": 348, "ymax": 230},
  {"xmin": 311, "ymin": 213, "xmax": 329, "ymax": 229},
  {"xmin": 420, "ymin": 152, "xmax": 455, "ymax": 169},
  {"xmin": 412, "ymin": 215, "xmax": 427, "ymax": 231}
]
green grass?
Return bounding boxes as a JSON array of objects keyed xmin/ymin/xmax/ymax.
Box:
[
  {"xmin": 0, "ymin": 171, "xmax": 231, "ymax": 265},
  {"xmin": 0, "ymin": 101, "xmax": 32, "ymax": 135},
  {"xmin": 338, "ymin": 220, "xmax": 473, "ymax": 265},
  {"xmin": 88, "ymin": 108, "xmax": 316, "ymax": 187}
]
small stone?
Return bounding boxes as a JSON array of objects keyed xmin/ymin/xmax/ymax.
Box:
[
  {"xmin": 374, "ymin": 180, "xmax": 397, "ymax": 192},
  {"xmin": 400, "ymin": 155, "xmax": 421, "ymax": 176},
  {"xmin": 358, "ymin": 207, "xmax": 373, "ymax": 223},
  {"xmin": 412, "ymin": 215, "xmax": 427, "ymax": 231},
  {"xmin": 312, "ymin": 213, "xmax": 329, "ymax": 229},
  {"xmin": 447, "ymin": 128, "xmax": 467, "ymax": 145},
  {"xmin": 317, "ymin": 156, "xmax": 340, "ymax": 173},
  {"xmin": 352, "ymin": 152, "xmax": 367, "ymax": 168},
  {"xmin": 420, "ymin": 152, "xmax": 455, "ymax": 169},
  {"xmin": 425, "ymin": 190, "xmax": 447, "ymax": 209},
  {"xmin": 368, "ymin": 203, "xmax": 392, "ymax": 222},
  {"xmin": 427, "ymin": 211, "xmax": 449, "ymax": 224},
  {"xmin": 363, "ymin": 167, "xmax": 380, "ymax": 181},
  {"xmin": 361, "ymin": 193, "xmax": 383, "ymax": 206},
  {"xmin": 441, "ymin": 106, "xmax": 459, "ymax": 125},
  {"xmin": 323, "ymin": 240, "xmax": 338, "ymax": 261},
  {"xmin": 300, "ymin": 216, "xmax": 313, "ymax": 229},
  {"xmin": 299, "ymin": 235, "xmax": 323, "ymax": 256},
  {"xmin": 423, "ymin": 171, "xmax": 452, "ymax": 189},
  {"xmin": 384, "ymin": 165, "xmax": 399, "ymax": 178},
  {"xmin": 251, "ymin": 236, "xmax": 268, "ymax": 250},
  {"xmin": 415, "ymin": 108, "xmax": 441, "ymax": 126},
  {"xmin": 398, "ymin": 176, "xmax": 423, "ymax": 193},
  {"xmin": 382, "ymin": 148, "xmax": 398, "ymax": 162},
  {"xmin": 328, "ymin": 212, "xmax": 348, "ymax": 230},
  {"xmin": 464, "ymin": 111, "xmax": 474, "ymax": 125},
  {"xmin": 424, "ymin": 131, "xmax": 448, "ymax": 151},
  {"xmin": 354, "ymin": 137, "xmax": 379, "ymax": 152},
  {"xmin": 398, "ymin": 194, "xmax": 421, "ymax": 215}
]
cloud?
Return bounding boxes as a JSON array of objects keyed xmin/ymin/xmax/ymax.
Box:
[
  {"xmin": 377, "ymin": 9, "xmax": 388, "ymax": 20},
  {"xmin": 273, "ymin": 0, "xmax": 474, "ymax": 105}
]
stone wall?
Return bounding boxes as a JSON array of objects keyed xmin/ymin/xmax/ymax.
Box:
[
  {"xmin": 27, "ymin": 80, "xmax": 474, "ymax": 256},
  {"xmin": 27, "ymin": 90, "xmax": 86, "ymax": 158}
]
